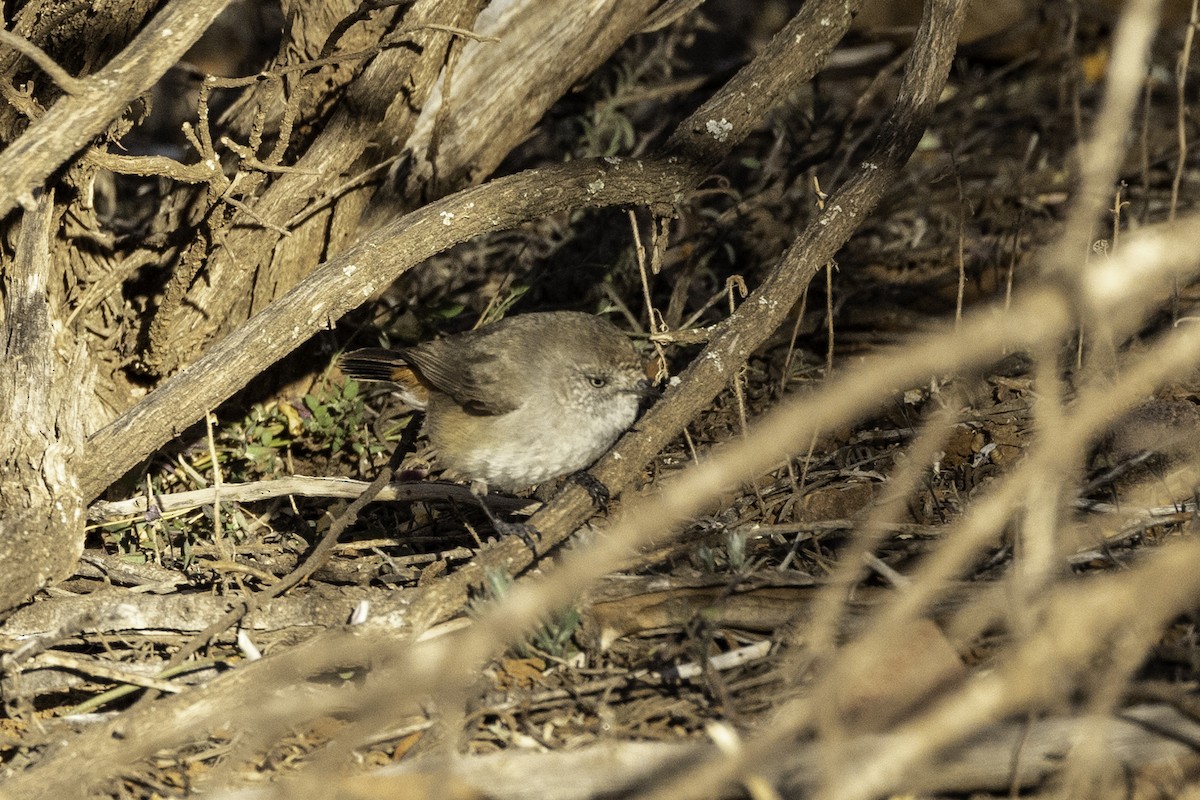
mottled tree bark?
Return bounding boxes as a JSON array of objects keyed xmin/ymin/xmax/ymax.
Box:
[{"xmin": 0, "ymin": 192, "xmax": 89, "ymax": 613}]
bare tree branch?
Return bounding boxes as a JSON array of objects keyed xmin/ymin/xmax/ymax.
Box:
[{"xmin": 0, "ymin": 0, "xmax": 235, "ymax": 220}]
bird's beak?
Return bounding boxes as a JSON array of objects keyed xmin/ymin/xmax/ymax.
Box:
[{"xmin": 633, "ymin": 378, "xmax": 662, "ymax": 400}]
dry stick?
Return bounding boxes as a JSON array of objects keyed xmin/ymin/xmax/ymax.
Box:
[
  {"xmin": 0, "ymin": 27, "xmax": 84, "ymax": 95},
  {"xmin": 0, "ymin": 0, "xmax": 234, "ymax": 219},
  {"xmin": 143, "ymin": 421, "xmax": 417, "ymax": 685},
  {"xmin": 31, "ymin": 652, "xmax": 182, "ymax": 695},
  {"xmin": 951, "ymin": 150, "xmax": 967, "ymax": 325},
  {"xmin": 78, "ymin": 0, "xmax": 862, "ymax": 500},
  {"xmin": 87, "ymin": 476, "xmax": 530, "ymax": 523}
]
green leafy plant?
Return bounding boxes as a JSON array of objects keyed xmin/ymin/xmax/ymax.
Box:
[{"xmin": 480, "ymin": 569, "xmax": 582, "ymax": 659}]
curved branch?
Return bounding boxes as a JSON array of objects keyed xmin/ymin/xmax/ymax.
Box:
[{"xmin": 0, "ymin": 27, "xmax": 84, "ymax": 95}]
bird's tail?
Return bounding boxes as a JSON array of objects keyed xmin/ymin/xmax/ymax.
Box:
[
  {"xmin": 338, "ymin": 348, "xmax": 429, "ymax": 409},
  {"xmin": 339, "ymin": 348, "xmax": 409, "ymax": 382}
]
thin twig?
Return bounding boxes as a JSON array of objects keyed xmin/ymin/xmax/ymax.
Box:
[
  {"xmin": 33, "ymin": 652, "xmax": 183, "ymax": 694},
  {"xmin": 135, "ymin": 418, "xmax": 418, "ymax": 706},
  {"xmin": 1169, "ymin": 0, "xmax": 1199, "ymax": 221},
  {"xmin": 87, "ymin": 475, "xmax": 535, "ymax": 523}
]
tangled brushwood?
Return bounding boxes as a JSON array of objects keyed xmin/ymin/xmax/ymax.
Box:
[{"xmin": 4, "ymin": 0, "xmax": 1200, "ymax": 798}]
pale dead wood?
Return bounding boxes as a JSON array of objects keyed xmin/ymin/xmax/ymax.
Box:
[
  {"xmin": 5, "ymin": 655, "xmax": 220, "ymax": 699},
  {"xmin": 579, "ymin": 574, "xmax": 817, "ymax": 650},
  {"xmin": 0, "ymin": 1, "xmax": 163, "ymax": 139},
  {"xmin": 73, "ymin": 544, "xmax": 440, "ymax": 589},
  {"xmin": 0, "ymin": 27, "xmax": 84, "ymax": 95},
  {"xmin": 216, "ymin": 0, "xmax": 393, "ymax": 142},
  {"xmin": 0, "ymin": 624, "xmax": 374, "ymax": 800},
  {"xmin": 28, "ymin": 652, "xmax": 183, "ymax": 694},
  {"xmin": 63, "ymin": 0, "xmax": 402, "ymax": 428},
  {"xmin": 87, "ymin": 476, "xmax": 534, "ymax": 522},
  {"xmin": 0, "ymin": 0, "xmax": 235, "ymax": 220},
  {"xmin": 399, "ymin": 0, "xmax": 662, "ymax": 200},
  {"xmin": 1, "ymin": 584, "xmax": 413, "ymax": 641},
  {"xmin": 0, "ymin": 192, "xmax": 89, "ymax": 613}
]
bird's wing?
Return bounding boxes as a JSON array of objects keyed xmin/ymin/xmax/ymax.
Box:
[{"xmin": 400, "ymin": 333, "xmax": 523, "ymax": 415}]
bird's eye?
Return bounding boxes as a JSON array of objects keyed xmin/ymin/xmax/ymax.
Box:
[{"xmin": 588, "ymin": 375, "xmax": 608, "ymax": 388}]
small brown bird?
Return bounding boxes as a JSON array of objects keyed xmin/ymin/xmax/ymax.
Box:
[{"xmin": 339, "ymin": 312, "xmax": 654, "ymax": 492}]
